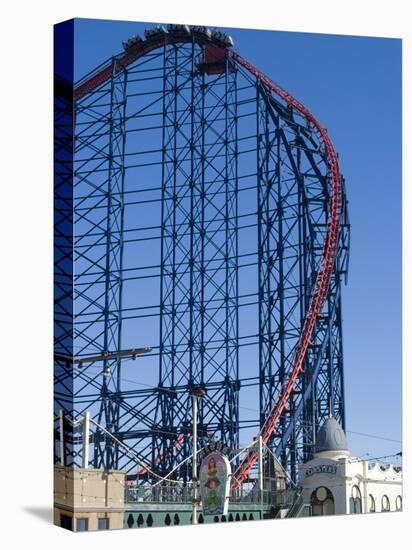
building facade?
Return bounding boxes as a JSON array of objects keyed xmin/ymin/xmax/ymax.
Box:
[
  {"xmin": 53, "ymin": 418, "xmax": 402, "ymax": 530},
  {"xmin": 298, "ymin": 418, "xmax": 402, "ymax": 516},
  {"xmin": 54, "ymin": 466, "xmax": 125, "ymax": 531}
]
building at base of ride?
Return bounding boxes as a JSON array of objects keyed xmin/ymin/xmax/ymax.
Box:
[
  {"xmin": 53, "ymin": 419, "xmax": 402, "ymax": 531},
  {"xmin": 297, "ymin": 417, "xmax": 402, "ymax": 516},
  {"xmin": 54, "ymin": 466, "xmax": 125, "ymax": 531}
]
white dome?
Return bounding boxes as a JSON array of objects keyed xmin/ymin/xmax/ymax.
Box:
[{"xmin": 314, "ymin": 417, "xmax": 349, "ymax": 457}]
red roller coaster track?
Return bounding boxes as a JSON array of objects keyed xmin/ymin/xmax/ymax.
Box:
[
  {"xmin": 73, "ymin": 31, "xmax": 342, "ymax": 489},
  {"xmin": 229, "ymin": 51, "xmax": 342, "ymax": 489}
]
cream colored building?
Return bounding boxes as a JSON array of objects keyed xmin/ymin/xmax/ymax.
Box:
[
  {"xmin": 54, "ymin": 465, "xmax": 126, "ymax": 531},
  {"xmin": 298, "ymin": 417, "xmax": 402, "ymax": 516}
]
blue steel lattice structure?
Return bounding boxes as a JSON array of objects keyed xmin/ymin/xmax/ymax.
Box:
[
  {"xmin": 54, "ymin": 23, "xmax": 350, "ymax": 485},
  {"xmin": 255, "ymin": 87, "xmax": 349, "ymax": 477}
]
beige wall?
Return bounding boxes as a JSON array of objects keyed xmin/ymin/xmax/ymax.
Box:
[
  {"xmin": 54, "ymin": 466, "xmax": 125, "ymax": 531},
  {"xmin": 54, "ymin": 507, "xmax": 124, "ymax": 531}
]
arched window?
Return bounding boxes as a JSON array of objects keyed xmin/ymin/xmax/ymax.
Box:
[
  {"xmin": 395, "ymin": 496, "xmax": 402, "ymax": 511},
  {"xmin": 349, "ymin": 485, "xmax": 362, "ymax": 514},
  {"xmin": 127, "ymin": 513, "xmax": 134, "ymax": 528},
  {"xmin": 369, "ymin": 494, "xmax": 376, "ymax": 513},
  {"xmin": 381, "ymin": 495, "xmax": 390, "ymax": 512},
  {"xmin": 311, "ymin": 486, "xmax": 335, "ymax": 516}
]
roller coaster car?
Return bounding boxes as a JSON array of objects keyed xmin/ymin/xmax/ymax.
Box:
[
  {"xmin": 167, "ymin": 23, "xmax": 191, "ymax": 35},
  {"xmin": 144, "ymin": 25, "xmax": 168, "ymax": 41},
  {"xmin": 211, "ymin": 30, "xmax": 234, "ymax": 48},
  {"xmin": 122, "ymin": 35, "xmax": 144, "ymax": 52},
  {"xmin": 198, "ymin": 42, "xmax": 235, "ymax": 76},
  {"xmin": 191, "ymin": 26, "xmax": 212, "ymax": 40}
]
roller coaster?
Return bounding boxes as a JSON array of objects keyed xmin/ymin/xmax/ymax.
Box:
[{"xmin": 54, "ymin": 23, "xmax": 350, "ymax": 492}]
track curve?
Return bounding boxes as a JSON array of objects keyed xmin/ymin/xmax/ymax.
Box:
[
  {"xmin": 229, "ymin": 51, "xmax": 342, "ymax": 489},
  {"xmin": 73, "ymin": 29, "xmax": 343, "ymax": 488}
]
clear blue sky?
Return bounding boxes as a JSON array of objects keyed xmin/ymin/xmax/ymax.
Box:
[{"xmin": 71, "ymin": 18, "xmax": 402, "ymax": 464}]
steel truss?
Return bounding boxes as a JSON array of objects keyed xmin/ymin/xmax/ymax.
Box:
[
  {"xmin": 255, "ymin": 84, "xmax": 349, "ymax": 481},
  {"xmin": 54, "ymin": 25, "xmax": 350, "ymax": 485}
]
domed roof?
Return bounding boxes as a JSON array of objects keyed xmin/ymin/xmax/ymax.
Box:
[{"xmin": 315, "ymin": 417, "xmax": 349, "ymax": 455}]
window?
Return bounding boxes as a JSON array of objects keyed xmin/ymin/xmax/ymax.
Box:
[
  {"xmin": 395, "ymin": 496, "xmax": 402, "ymax": 511},
  {"xmin": 381, "ymin": 495, "xmax": 390, "ymax": 512},
  {"xmin": 369, "ymin": 494, "xmax": 376, "ymax": 513},
  {"xmin": 98, "ymin": 517, "xmax": 109, "ymax": 530},
  {"xmin": 126, "ymin": 514, "xmax": 134, "ymax": 528},
  {"xmin": 349, "ymin": 485, "xmax": 362, "ymax": 514},
  {"xmin": 60, "ymin": 515, "xmax": 73, "ymax": 531},
  {"xmin": 311, "ymin": 486, "xmax": 335, "ymax": 516},
  {"xmin": 76, "ymin": 518, "xmax": 89, "ymax": 532}
]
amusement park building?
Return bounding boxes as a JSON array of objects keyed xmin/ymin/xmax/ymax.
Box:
[
  {"xmin": 54, "ymin": 466, "xmax": 125, "ymax": 531},
  {"xmin": 53, "ymin": 417, "xmax": 402, "ymax": 531},
  {"xmin": 298, "ymin": 418, "xmax": 403, "ymax": 516}
]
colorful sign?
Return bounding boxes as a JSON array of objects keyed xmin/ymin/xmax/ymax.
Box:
[{"xmin": 199, "ymin": 452, "xmax": 231, "ymax": 516}]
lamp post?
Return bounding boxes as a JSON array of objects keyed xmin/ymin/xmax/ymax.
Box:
[
  {"xmin": 191, "ymin": 388, "xmax": 206, "ymax": 525},
  {"xmin": 55, "ymin": 346, "xmax": 152, "ymax": 373},
  {"xmin": 258, "ymin": 435, "xmax": 263, "ymax": 507}
]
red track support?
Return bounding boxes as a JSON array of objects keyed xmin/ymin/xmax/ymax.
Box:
[{"xmin": 136, "ymin": 435, "xmax": 186, "ymax": 477}]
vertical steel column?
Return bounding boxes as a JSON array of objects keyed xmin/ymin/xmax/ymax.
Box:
[
  {"xmin": 157, "ymin": 41, "xmax": 239, "ymax": 476},
  {"xmin": 223, "ymin": 52, "xmax": 239, "ymax": 451},
  {"xmin": 89, "ymin": 58, "xmax": 127, "ymax": 470}
]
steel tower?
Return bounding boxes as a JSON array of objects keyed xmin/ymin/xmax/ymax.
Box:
[{"xmin": 54, "ymin": 23, "xmax": 350, "ymax": 485}]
